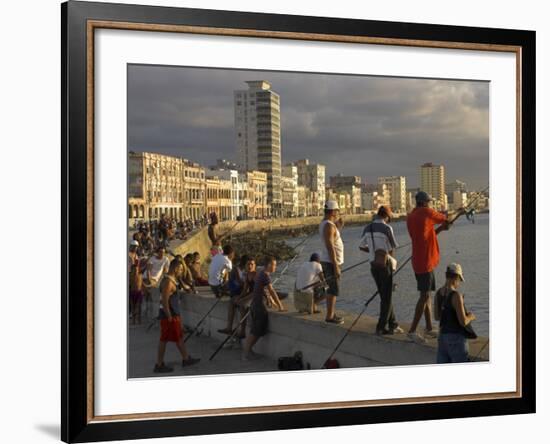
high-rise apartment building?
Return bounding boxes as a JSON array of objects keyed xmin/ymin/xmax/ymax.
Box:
[
  {"xmin": 234, "ymin": 80, "xmax": 282, "ymax": 216},
  {"xmin": 420, "ymin": 162, "xmax": 446, "ymax": 210},
  {"xmin": 378, "ymin": 176, "xmax": 407, "ymax": 214}
]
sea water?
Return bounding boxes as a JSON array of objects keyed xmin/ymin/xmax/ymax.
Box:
[{"xmin": 278, "ymin": 213, "xmax": 490, "ymax": 337}]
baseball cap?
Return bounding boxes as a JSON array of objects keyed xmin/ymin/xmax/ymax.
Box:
[
  {"xmin": 324, "ymin": 200, "xmax": 340, "ymax": 211},
  {"xmin": 415, "ymin": 191, "xmax": 433, "ymax": 203},
  {"xmin": 130, "ymin": 240, "xmax": 139, "ymax": 246},
  {"xmin": 446, "ymin": 263, "xmax": 465, "ymax": 282},
  {"xmin": 310, "ymin": 252, "xmax": 321, "ymax": 262}
]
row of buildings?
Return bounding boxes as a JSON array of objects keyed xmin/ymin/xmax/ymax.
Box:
[
  {"xmin": 128, "ymin": 152, "xmax": 329, "ymax": 222},
  {"xmin": 128, "ymin": 80, "xmax": 488, "ymax": 222},
  {"xmin": 128, "ymin": 151, "xmax": 488, "ymax": 222}
]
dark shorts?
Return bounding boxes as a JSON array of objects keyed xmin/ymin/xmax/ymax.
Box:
[
  {"xmin": 321, "ymin": 261, "xmax": 340, "ymax": 297},
  {"xmin": 250, "ymin": 304, "xmax": 268, "ymax": 337},
  {"xmin": 415, "ymin": 271, "xmax": 436, "ymax": 292}
]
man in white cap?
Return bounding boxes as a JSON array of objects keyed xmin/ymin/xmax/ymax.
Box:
[{"xmin": 319, "ymin": 200, "xmax": 345, "ymax": 324}]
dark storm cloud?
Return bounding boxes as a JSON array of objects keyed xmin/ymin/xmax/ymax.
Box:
[{"xmin": 128, "ymin": 64, "xmax": 489, "ymax": 189}]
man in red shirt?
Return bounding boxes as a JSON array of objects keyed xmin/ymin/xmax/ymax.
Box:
[{"xmin": 406, "ymin": 191, "xmax": 464, "ymax": 343}]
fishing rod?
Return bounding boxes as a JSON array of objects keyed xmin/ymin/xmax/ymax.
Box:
[
  {"xmin": 321, "ymin": 253, "xmax": 413, "ymax": 368},
  {"xmin": 208, "ymin": 231, "xmax": 315, "ymax": 361},
  {"xmin": 320, "ymin": 185, "xmax": 489, "ymax": 368},
  {"xmin": 472, "ymin": 338, "xmax": 490, "ymax": 361},
  {"xmin": 298, "ymin": 241, "xmax": 412, "ymax": 293}
]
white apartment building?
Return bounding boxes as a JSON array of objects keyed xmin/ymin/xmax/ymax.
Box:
[
  {"xmin": 378, "ymin": 176, "xmax": 407, "ymax": 214},
  {"xmin": 293, "ymin": 159, "xmax": 326, "ymax": 216},
  {"xmin": 209, "ymin": 168, "xmax": 243, "ymax": 220},
  {"xmin": 281, "ymin": 164, "xmax": 299, "ymax": 217},
  {"xmin": 234, "ymin": 80, "xmax": 282, "ymax": 216}
]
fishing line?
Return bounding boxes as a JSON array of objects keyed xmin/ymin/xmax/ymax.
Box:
[{"xmin": 319, "ymin": 185, "xmax": 489, "ymax": 368}]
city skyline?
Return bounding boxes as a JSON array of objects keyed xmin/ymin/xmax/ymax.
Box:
[{"xmin": 128, "ymin": 64, "xmax": 489, "ymax": 189}]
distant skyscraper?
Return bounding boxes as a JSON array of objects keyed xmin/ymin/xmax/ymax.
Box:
[
  {"xmin": 234, "ymin": 80, "xmax": 282, "ymax": 216},
  {"xmin": 420, "ymin": 162, "xmax": 446, "ymax": 210},
  {"xmin": 378, "ymin": 176, "xmax": 407, "ymax": 214}
]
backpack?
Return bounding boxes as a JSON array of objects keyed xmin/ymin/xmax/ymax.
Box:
[{"xmin": 278, "ymin": 351, "xmax": 304, "ymax": 371}]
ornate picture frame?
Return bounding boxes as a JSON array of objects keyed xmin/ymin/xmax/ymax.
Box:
[{"xmin": 61, "ymin": 1, "xmax": 535, "ymax": 442}]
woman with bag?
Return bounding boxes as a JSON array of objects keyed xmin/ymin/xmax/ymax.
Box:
[{"xmin": 434, "ymin": 263, "xmax": 477, "ymax": 363}]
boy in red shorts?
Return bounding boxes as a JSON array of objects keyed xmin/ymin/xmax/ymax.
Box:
[{"xmin": 154, "ymin": 259, "xmax": 200, "ymax": 373}]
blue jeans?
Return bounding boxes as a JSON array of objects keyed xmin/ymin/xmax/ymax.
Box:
[{"xmin": 437, "ymin": 333, "xmax": 469, "ymax": 363}]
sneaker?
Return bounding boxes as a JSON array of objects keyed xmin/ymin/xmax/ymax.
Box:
[
  {"xmin": 153, "ymin": 363, "xmax": 174, "ymax": 373},
  {"xmin": 423, "ymin": 329, "xmax": 439, "ymax": 339},
  {"xmin": 182, "ymin": 356, "xmax": 200, "ymax": 367},
  {"xmin": 407, "ymin": 332, "xmax": 427, "ymax": 344},
  {"xmin": 392, "ymin": 326, "xmax": 405, "ymax": 334},
  {"xmin": 325, "ymin": 316, "xmax": 344, "ymax": 325}
]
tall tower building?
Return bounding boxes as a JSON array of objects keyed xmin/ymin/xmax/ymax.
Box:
[
  {"xmin": 378, "ymin": 176, "xmax": 407, "ymax": 214},
  {"xmin": 234, "ymin": 80, "xmax": 282, "ymax": 216},
  {"xmin": 420, "ymin": 163, "xmax": 446, "ymax": 210}
]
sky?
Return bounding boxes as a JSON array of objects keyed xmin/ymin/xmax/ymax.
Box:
[{"xmin": 128, "ymin": 64, "xmax": 489, "ymax": 190}]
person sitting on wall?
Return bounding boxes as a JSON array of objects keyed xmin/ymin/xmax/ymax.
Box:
[
  {"xmin": 208, "ymin": 244, "xmax": 235, "ymax": 298},
  {"xmin": 294, "ymin": 253, "xmax": 327, "ymax": 315},
  {"xmin": 173, "ymin": 255, "xmax": 195, "ymax": 294},
  {"xmin": 189, "ymin": 252, "xmax": 209, "ymax": 286}
]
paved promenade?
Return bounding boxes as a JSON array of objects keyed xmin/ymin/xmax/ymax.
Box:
[{"xmin": 128, "ymin": 318, "xmax": 278, "ymax": 379}]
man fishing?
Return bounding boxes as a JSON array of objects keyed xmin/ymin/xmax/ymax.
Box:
[
  {"xmin": 208, "ymin": 211, "xmax": 222, "ymax": 256},
  {"xmin": 359, "ymin": 206, "xmax": 404, "ymax": 335},
  {"xmin": 406, "ymin": 191, "xmax": 465, "ymax": 343},
  {"xmin": 319, "ymin": 200, "xmax": 345, "ymax": 324}
]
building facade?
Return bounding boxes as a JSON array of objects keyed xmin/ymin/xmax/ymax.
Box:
[
  {"xmin": 128, "ymin": 151, "xmax": 185, "ymax": 222},
  {"xmin": 420, "ymin": 162, "xmax": 447, "ymax": 210},
  {"xmin": 293, "ymin": 159, "xmax": 326, "ymax": 215},
  {"xmin": 281, "ymin": 165, "xmax": 299, "ymax": 217},
  {"xmin": 446, "ymin": 179, "xmax": 467, "ymax": 205},
  {"xmin": 378, "ymin": 176, "xmax": 407, "ymax": 214},
  {"xmin": 234, "ymin": 80, "xmax": 282, "ymax": 216},
  {"xmin": 329, "ymin": 175, "xmax": 362, "ymax": 214},
  {"xmin": 245, "ymin": 170, "xmax": 269, "ymax": 218},
  {"xmin": 182, "ymin": 160, "xmax": 206, "ymax": 220}
]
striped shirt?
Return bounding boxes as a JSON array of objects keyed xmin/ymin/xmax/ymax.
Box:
[{"xmin": 359, "ymin": 217, "xmax": 398, "ymax": 263}]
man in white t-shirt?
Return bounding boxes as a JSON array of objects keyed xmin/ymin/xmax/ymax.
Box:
[
  {"xmin": 146, "ymin": 247, "xmax": 170, "ymax": 286},
  {"xmin": 294, "ymin": 253, "xmax": 327, "ymax": 314},
  {"xmin": 208, "ymin": 244, "xmax": 235, "ymax": 298},
  {"xmin": 143, "ymin": 246, "xmax": 170, "ymax": 317}
]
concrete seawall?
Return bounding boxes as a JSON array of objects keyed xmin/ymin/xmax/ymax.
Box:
[
  {"xmin": 182, "ymin": 289, "xmax": 489, "ymax": 369},
  {"xmin": 170, "ymin": 214, "xmax": 383, "ymax": 260}
]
